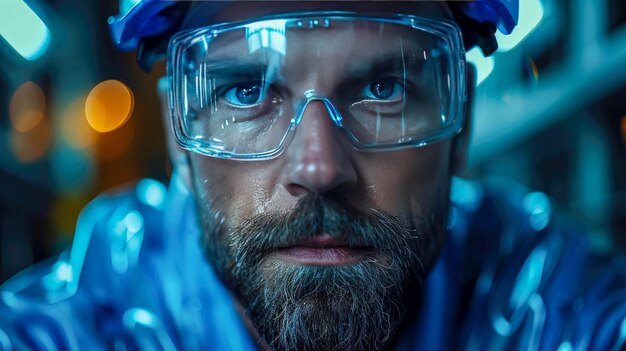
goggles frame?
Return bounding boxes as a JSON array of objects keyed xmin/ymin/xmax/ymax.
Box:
[{"xmin": 167, "ymin": 11, "xmax": 467, "ymax": 160}]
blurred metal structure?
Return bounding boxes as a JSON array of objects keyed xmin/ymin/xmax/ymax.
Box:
[
  {"xmin": 472, "ymin": 0, "xmax": 626, "ymax": 161},
  {"xmin": 470, "ymin": 0, "xmax": 626, "ymax": 248}
]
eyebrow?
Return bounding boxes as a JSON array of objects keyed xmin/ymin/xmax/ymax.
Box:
[
  {"xmin": 201, "ymin": 59, "xmax": 265, "ymax": 76},
  {"xmin": 346, "ymin": 53, "xmax": 425, "ymax": 78},
  {"xmin": 198, "ymin": 58, "xmax": 285, "ymax": 83},
  {"xmin": 195, "ymin": 53, "xmax": 426, "ymax": 84}
]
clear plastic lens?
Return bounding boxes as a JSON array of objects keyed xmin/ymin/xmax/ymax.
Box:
[{"xmin": 169, "ymin": 14, "xmax": 465, "ymax": 159}]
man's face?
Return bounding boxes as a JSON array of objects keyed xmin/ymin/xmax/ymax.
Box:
[{"xmin": 178, "ymin": 2, "xmax": 461, "ymax": 350}]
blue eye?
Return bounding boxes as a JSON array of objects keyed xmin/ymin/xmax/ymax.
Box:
[
  {"xmin": 363, "ymin": 79, "xmax": 404, "ymax": 100},
  {"xmin": 224, "ymin": 83, "xmax": 264, "ymax": 106}
]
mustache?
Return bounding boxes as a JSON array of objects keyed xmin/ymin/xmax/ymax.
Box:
[
  {"xmin": 230, "ymin": 194, "xmax": 421, "ymax": 258},
  {"xmin": 226, "ymin": 195, "xmax": 432, "ymax": 351}
]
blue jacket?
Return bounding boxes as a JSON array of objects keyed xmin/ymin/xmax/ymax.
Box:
[{"xmin": 1, "ymin": 174, "xmax": 625, "ymax": 350}]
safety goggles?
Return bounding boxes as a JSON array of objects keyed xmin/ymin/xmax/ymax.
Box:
[{"xmin": 167, "ymin": 12, "xmax": 467, "ymax": 160}]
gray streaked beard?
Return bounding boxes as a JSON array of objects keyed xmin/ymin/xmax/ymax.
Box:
[{"xmin": 199, "ymin": 194, "xmax": 447, "ymax": 351}]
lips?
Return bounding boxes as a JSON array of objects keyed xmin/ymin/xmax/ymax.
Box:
[{"xmin": 273, "ymin": 234, "xmax": 374, "ymax": 266}]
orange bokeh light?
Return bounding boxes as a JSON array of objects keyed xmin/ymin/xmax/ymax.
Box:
[
  {"xmin": 9, "ymin": 81, "xmax": 46, "ymax": 133},
  {"xmin": 85, "ymin": 80, "xmax": 134, "ymax": 133},
  {"xmin": 10, "ymin": 117, "xmax": 51, "ymax": 163}
]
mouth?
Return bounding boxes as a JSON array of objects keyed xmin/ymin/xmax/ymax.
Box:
[{"xmin": 273, "ymin": 234, "xmax": 375, "ymax": 266}]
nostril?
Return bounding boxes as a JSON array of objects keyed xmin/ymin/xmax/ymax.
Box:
[{"xmin": 284, "ymin": 183, "xmax": 310, "ymax": 197}]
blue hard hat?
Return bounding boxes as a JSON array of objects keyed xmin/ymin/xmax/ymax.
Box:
[
  {"xmin": 460, "ymin": 0, "xmax": 519, "ymax": 35},
  {"xmin": 108, "ymin": 0, "xmax": 177, "ymax": 52},
  {"xmin": 109, "ymin": 0, "xmax": 518, "ymax": 51},
  {"xmin": 108, "ymin": 0, "xmax": 519, "ymax": 70}
]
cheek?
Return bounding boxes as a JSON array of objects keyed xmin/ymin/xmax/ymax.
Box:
[
  {"xmin": 189, "ymin": 156, "xmax": 280, "ymax": 228},
  {"xmin": 358, "ymin": 142, "xmax": 452, "ymax": 218},
  {"xmin": 189, "ymin": 141, "xmax": 452, "ymax": 227}
]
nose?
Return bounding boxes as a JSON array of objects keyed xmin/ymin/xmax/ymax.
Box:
[{"xmin": 280, "ymin": 100, "xmax": 358, "ymax": 196}]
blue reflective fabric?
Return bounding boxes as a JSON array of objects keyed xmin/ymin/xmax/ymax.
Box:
[
  {"xmin": 0, "ymin": 174, "xmax": 255, "ymax": 351},
  {"xmin": 1, "ymin": 174, "xmax": 626, "ymax": 350}
]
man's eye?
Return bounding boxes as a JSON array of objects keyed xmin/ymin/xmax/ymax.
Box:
[
  {"xmin": 223, "ymin": 83, "xmax": 264, "ymax": 106},
  {"xmin": 362, "ymin": 79, "xmax": 404, "ymax": 100}
]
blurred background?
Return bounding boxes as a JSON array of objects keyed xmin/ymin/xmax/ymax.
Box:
[{"xmin": 0, "ymin": 0, "xmax": 625, "ymax": 284}]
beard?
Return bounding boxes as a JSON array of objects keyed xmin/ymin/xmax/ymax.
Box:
[{"xmin": 197, "ymin": 193, "xmax": 448, "ymax": 351}]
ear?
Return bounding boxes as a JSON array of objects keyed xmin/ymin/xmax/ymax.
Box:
[
  {"xmin": 158, "ymin": 76, "xmax": 193, "ymax": 188},
  {"xmin": 451, "ymin": 62, "xmax": 476, "ymax": 174}
]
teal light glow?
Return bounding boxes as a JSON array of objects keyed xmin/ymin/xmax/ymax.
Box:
[
  {"xmin": 556, "ymin": 342, "xmax": 573, "ymax": 351},
  {"xmin": 510, "ymin": 245, "xmax": 547, "ymax": 311},
  {"xmin": 111, "ymin": 209, "xmax": 145, "ymax": 274},
  {"xmin": 465, "ymin": 47, "xmax": 495, "ymax": 86},
  {"xmin": 136, "ymin": 179, "xmax": 167, "ymax": 209},
  {"xmin": 496, "ymin": 0, "xmax": 544, "ymax": 52},
  {"xmin": 523, "ymin": 192, "xmax": 552, "ymax": 231},
  {"xmin": 41, "ymin": 260, "xmax": 74, "ymax": 292},
  {"xmin": 122, "ymin": 308, "xmax": 178, "ymax": 349},
  {"xmin": 120, "ymin": 0, "xmax": 142, "ymax": 15},
  {"xmin": 124, "ymin": 308, "xmax": 156, "ymax": 328},
  {"xmin": 0, "ymin": 0, "xmax": 51, "ymax": 61},
  {"xmin": 53, "ymin": 261, "xmax": 73, "ymax": 282}
]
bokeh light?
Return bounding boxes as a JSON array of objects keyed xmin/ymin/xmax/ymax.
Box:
[
  {"xmin": 61, "ymin": 96, "xmax": 97, "ymax": 149},
  {"xmin": 0, "ymin": 0, "xmax": 51, "ymax": 61},
  {"xmin": 85, "ymin": 80, "xmax": 134, "ymax": 133},
  {"xmin": 9, "ymin": 81, "xmax": 46, "ymax": 133},
  {"xmin": 136, "ymin": 179, "xmax": 167, "ymax": 209},
  {"xmin": 9, "ymin": 117, "xmax": 51, "ymax": 163}
]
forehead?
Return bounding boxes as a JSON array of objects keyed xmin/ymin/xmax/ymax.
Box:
[{"xmin": 182, "ymin": 1, "xmax": 453, "ymax": 29}]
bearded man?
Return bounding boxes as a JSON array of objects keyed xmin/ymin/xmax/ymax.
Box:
[{"xmin": 1, "ymin": 1, "xmax": 626, "ymax": 350}]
